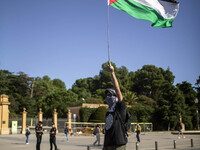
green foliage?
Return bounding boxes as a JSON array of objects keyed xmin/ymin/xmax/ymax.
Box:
[
  {"xmin": 195, "ymin": 76, "xmax": 200, "ymax": 100},
  {"xmin": 89, "ymin": 106, "xmax": 108, "ymax": 123},
  {"xmin": 80, "ymin": 107, "xmax": 97, "ymax": 122},
  {"xmin": 71, "ymin": 78, "xmax": 92, "ymax": 99},
  {"xmin": 128, "ymin": 104, "xmax": 154, "ymax": 123},
  {"xmin": 131, "ymin": 65, "xmax": 175, "ymax": 100},
  {"xmin": 136, "ymin": 95, "xmax": 156, "ymax": 106},
  {"xmin": 123, "ymin": 90, "xmax": 137, "ymax": 105},
  {"xmin": 177, "ymin": 81, "xmax": 197, "ymax": 129},
  {"xmin": 40, "ymin": 89, "xmax": 80, "ymax": 118},
  {"xmin": 85, "ymin": 98, "xmax": 104, "ymax": 104},
  {"xmin": 0, "ymin": 64, "xmax": 198, "ymax": 131}
]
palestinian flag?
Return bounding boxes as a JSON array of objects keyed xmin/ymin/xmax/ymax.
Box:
[{"xmin": 108, "ymin": 0, "xmax": 179, "ymax": 28}]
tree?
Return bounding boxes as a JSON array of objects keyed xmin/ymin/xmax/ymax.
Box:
[
  {"xmin": 131, "ymin": 65, "xmax": 175, "ymax": 101},
  {"xmin": 123, "ymin": 90, "xmax": 137, "ymax": 105},
  {"xmin": 89, "ymin": 106, "xmax": 108, "ymax": 122},
  {"xmin": 128, "ymin": 104, "xmax": 154, "ymax": 123},
  {"xmin": 154, "ymin": 83, "xmax": 186, "ymax": 130},
  {"xmin": 0, "ymin": 71, "xmax": 34, "ymax": 116},
  {"xmin": 52, "ymin": 79, "xmax": 66, "ymax": 89},
  {"xmin": 40, "ymin": 89, "xmax": 80, "ymax": 118},
  {"xmin": 195, "ymin": 76, "xmax": 200, "ymax": 100},
  {"xmin": 0, "ymin": 70, "xmax": 12, "ymax": 94},
  {"xmin": 177, "ymin": 81, "xmax": 197, "ymax": 129}
]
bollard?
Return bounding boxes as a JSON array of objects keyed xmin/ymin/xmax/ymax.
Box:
[
  {"xmin": 173, "ymin": 140, "xmax": 176, "ymax": 149},
  {"xmin": 191, "ymin": 139, "xmax": 193, "ymax": 147},
  {"xmin": 87, "ymin": 145, "xmax": 90, "ymax": 150},
  {"xmin": 136, "ymin": 142, "xmax": 139, "ymax": 150},
  {"xmin": 155, "ymin": 141, "xmax": 158, "ymax": 150}
]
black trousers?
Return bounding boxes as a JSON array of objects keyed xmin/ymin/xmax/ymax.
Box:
[
  {"xmin": 36, "ymin": 134, "xmax": 42, "ymax": 150},
  {"xmin": 136, "ymin": 131, "xmax": 140, "ymax": 142},
  {"xmin": 50, "ymin": 136, "xmax": 57, "ymax": 150}
]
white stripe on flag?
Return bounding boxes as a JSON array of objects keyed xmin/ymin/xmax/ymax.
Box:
[{"xmin": 134, "ymin": 0, "xmax": 179, "ymax": 19}]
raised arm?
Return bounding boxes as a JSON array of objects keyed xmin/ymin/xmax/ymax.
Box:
[{"xmin": 108, "ymin": 62, "xmax": 123, "ymax": 102}]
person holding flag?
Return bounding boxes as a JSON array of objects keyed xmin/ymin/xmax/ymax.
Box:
[{"xmin": 103, "ymin": 63, "xmax": 128, "ymax": 150}]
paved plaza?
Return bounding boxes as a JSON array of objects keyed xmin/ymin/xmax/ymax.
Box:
[{"xmin": 0, "ymin": 132, "xmax": 200, "ymax": 150}]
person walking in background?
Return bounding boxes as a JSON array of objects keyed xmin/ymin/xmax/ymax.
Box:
[
  {"xmin": 25, "ymin": 125, "xmax": 30, "ymax": 144},
  {"xmin": 103, "ymin": 63, "xmax": 128, "ymax": 150},
  {"xmin": 49, "ymin": 123, "xmax": 57, "ymax": 150},
  {"xmin": 135, "ymin": 122, "xmax": 141, "ymax": 143},
  {"xmin": 178, "ymin": 122, "xmax": 185, "ymax": 139},
  {"xmin": 93, "ymin": 125, "xmax": 101, "ymax": 146},
  {"xmin": 35, "ymin": 121, "xmax": 43, "ymax": 150},
  {"xmin": 64, "ymin": 125, "xmax": 69, "ymax": 141}
]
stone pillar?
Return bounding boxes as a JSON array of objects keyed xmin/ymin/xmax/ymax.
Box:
[
  {"xmin": 53, "ymin": 109, "xmax": 58, "ymax": 133},
  {"xmin": 22, "ymin": 108, "xmax": 27, "ymax": 134},
  {"xmin": 38, "ymin": 108, "xmax": 43, "ymax": 122},
  {"xmin": 0, "ymin": 95, "xmax": 11, "ymax": 135},
  {"xmin": 67, "ymin": 109, "xmax": 72, "ymax": 133}
]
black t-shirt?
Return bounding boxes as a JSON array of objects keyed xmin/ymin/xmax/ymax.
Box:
[
  {"xmin": 50, "ymin": 127, "xmax": 56, "ymax": 137},
  {"xmin": 103, "ymin": 99, "xmax": 127, "ymax": 147},
  {"xmin": 64, "ymin": 127, "xmax": 69, "ymax": 134},
  {"xmin": 35, "ymin": 125, "xmax": 43, "ymax": 135}
]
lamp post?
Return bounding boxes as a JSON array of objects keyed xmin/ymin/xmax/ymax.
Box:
[{"xmin": 194, "ymin": 98, "xmax": 199, "ymax": 130}]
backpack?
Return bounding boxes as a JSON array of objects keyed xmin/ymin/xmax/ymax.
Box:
[
  {"xmin": 64, "ymin": 128, "xmax": 69, "ymax": 134},
  {"xmin": 93, "ymin": 128, "xmax": 98, "ymax": 135},
  {"xmin": 116, "ymin": 110, "xmax": 132, "ymax": 136},
  {"xmin": 26, "ymin": 129, "xmax": 31, "ymax": 135},
  {"xmin": 137, "ymin": 125, "xmax": 141, "ymax": 132},
  {"xmin": 124, "ymin": 111, "xmax": 132, "ymax": 132}
]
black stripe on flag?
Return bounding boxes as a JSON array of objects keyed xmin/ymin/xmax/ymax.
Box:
[{"xmin": 160, "ymin": 0, "xmax": 179, "ymax": 4}]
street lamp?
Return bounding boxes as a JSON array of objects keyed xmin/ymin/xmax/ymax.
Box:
[{"xmin": 194, "ymin": 98, "xmax": 199, "ymax": 130}]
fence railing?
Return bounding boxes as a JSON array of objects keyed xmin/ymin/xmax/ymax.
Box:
[
  {"xmin": 65, "ymin": 122, "xmax": 153, "ymax": 135},
  {"xmin": 9, "ymin": 118, "xmax": 152, "ymax": 135}
]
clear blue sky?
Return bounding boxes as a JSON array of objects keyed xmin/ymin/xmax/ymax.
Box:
[{"xmin": 1, "ymin": 0, "xmax": 200, "ymax": 89}]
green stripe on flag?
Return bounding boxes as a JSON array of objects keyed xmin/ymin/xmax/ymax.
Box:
[{"xmin": 111, "ymin": 0, "xmax": 175, "ymax": 28}]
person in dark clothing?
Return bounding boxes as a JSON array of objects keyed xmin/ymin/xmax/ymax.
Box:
[
  {"xmin": 64, "ymin": 125, "xmax": 69, "ymax": 141},
  {"xmin": 35, "ymin": 121, "xmax": 43, "ymax": 150},
  {"xmin": 93, "ymin": 125, "xmax": 100, "ymax": 146},
  {"xmin": 25, "ymin": 125, "xmax": 30, "ymax": 144},
  {"xmin": 135, "ymin": 122, "xmax": 141, "ymax": 143},
  {"xmin": 49, "ymin": 123, "xmax": 57, "ymax": 150},
  {"xmin": 178, "ymin": 122, "xmax": 185, "ymax": 139},
  {"xmin": 103, "ymin": 63, "xmax": 128, "ymax": 150}
]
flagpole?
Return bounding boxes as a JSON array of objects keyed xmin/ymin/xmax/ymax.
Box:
[{"xmin": 107, "ymin": 0, "xmax": 111, "ymax": 64}]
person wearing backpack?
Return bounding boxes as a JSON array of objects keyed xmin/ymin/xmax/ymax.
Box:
[
  {"xmin": 135, "ymin": 122, "xmax": 141, "ymax": 143},
  {"xmin": 25, "ymin": 125, "xmax": 30, "ymax": 144},
  {"xmin": 103, "ymin": 63, "xmax": 129, "ymax": 150},
  {"xmin": 93, "ymin": 125, "xmax": 101, "ymax": 146},
  {"xmin": 64, "ymin": 125, "xmax": 69, "ymax": 141}
]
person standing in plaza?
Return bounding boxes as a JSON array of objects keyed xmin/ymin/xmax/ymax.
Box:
[
  {"xmin": 93, "ymin": 125, "xmax": 101, "ymax": 146},
  {"xmin": 64, "ymin": 125, "xmax": 69, "ymax": 141},
  {"xmin": 103, "ymin": 63, "xmax": 128, "ymax": 150},
  {"xmin": 25, "ymin": 125, "xmax": 30, "ymax": 144},
  {"xmin": 178, "ymin": 122, "xmax": 185, "ymax": 139},
  {"xmin": 49, "ymin": 123, "xmax": 57, "ymax": 150},
  {"xmin": 35, "ymin": 121, "xmax": 43, "ymax": 150},
  {"xmin": 135, "ymin": 122, "xmax": 141, "ymax": 143}
]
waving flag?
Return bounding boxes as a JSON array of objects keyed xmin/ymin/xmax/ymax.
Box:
[{"xmin": 108, "ymin": 0, "xmax": 179, "ymax": 28}]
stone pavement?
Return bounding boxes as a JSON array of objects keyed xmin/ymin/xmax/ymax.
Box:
[{"xmin": 0, "ymin": 132, "xmax": 199, "ymax": 150}]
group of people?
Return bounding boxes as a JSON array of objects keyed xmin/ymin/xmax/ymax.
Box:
[
  {"xmin": 24, "ymin": 63, "xmax": 131, "ymax": 150},
  {"xmin": 24, "ymin": 63, "xmax": 186, "ymax": 150},
  {"xmin": 25, "ymin": 121, "xmax": 62, "ymax": 150}
]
